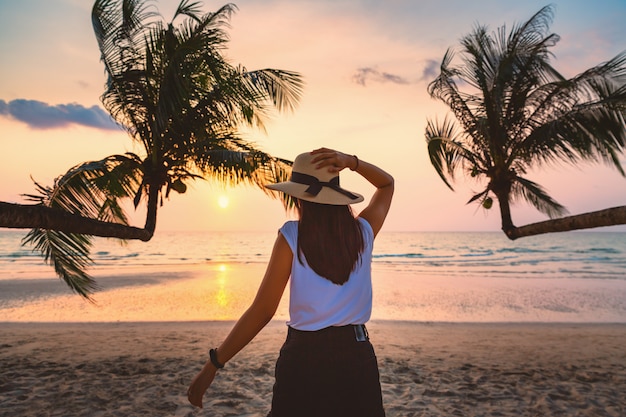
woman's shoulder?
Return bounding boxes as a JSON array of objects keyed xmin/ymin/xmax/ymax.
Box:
[
  {"xmin": 357, "ymin": 216, "xmax": 373, "ymax": 233},
  {"xmin": 279, "ymin": 220, "xmax": 298, "ymax": 233},
  {"xmin": 278, "ymin": 220, "xmax": 299, "ymax": 249},
  {"xmin": 357, "ymin": 217, "xmax": 374, "ymax": 242}
]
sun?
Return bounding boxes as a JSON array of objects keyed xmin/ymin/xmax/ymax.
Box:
[{"xmin": 217, "ymin": 195, "xmax": 230, "ymax": 209}]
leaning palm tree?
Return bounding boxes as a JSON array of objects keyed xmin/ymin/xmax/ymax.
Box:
[
  {"xmin": 10, "ymin": 0, "xmax": 303, "ymax": 298},
  {"xmin": 426, "ymin": 5, "xmax": 626, "ymax": 240}
]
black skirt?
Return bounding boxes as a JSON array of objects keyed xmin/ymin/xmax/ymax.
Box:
[{"xmin": 268, "ymin": 325, "xmax": 385, "ymax": 417}]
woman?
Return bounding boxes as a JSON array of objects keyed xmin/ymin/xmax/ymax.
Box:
[{"xmin": 187, "ymin": 147, "xmax": 394, "ymax": 416}]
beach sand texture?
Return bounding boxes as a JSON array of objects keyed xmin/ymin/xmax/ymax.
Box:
[{"xmin": 1, "ymin": 321, "xmax": 625, "ymax": 417}]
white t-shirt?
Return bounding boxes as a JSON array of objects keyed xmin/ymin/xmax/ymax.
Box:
[{"xmin": 279, "ymin": 217, "xmax": 375, "ymax": 331}]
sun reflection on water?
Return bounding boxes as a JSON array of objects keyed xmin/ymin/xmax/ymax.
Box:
[{"xmin": 0, "ymin": 263, "xmax": 289, "ymax": 322}]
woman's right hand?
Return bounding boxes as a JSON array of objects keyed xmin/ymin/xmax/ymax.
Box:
[{"xmin": 187, "ymin": 362, "xmax": 217, "ymax": 408}]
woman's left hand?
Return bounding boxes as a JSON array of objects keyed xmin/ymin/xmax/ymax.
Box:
[{"xmin": 187, "ymin": 362, "xmax": 217, "ymax": 408}]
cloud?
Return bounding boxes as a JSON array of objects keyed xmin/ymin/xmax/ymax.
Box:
[
  {"xmin": 421, "ymin": 59, "xmax": 440, "ymax": 82},
  {"xmin": 0, "ymin": 99, "xmax": 121, "ymax": 130},
  {"xmin": 352, "ymin": 61, "xmax": 441, "ymax": 86},
  {"xmin": 352, "ymin": 67, "xmax": 410, "ymax": 87}
]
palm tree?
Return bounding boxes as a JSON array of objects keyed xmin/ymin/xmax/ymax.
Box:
[
  {"xmin": 425, "ymin": 5, "xmax": 626, "ymax": 240},
  {"xmin": 2, "ymin": 0, "xmax": 303, "ymax": 298}
]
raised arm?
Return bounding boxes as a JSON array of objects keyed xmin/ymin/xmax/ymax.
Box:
[
  {"xmin": 311, "ymin": 148, "xmax": 394, "ymax": 236},
  {"xmin": 187, "ymin": 233, "xmax": 292, "ymax": 408}
]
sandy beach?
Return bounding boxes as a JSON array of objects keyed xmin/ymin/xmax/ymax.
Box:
[
  {"xmin": 2, "ymin": 245, "xmax": 626, "ymax": 416},
  {"xmin": 1, "ymin": 320, "xmax": 625, "ymax": 416}
]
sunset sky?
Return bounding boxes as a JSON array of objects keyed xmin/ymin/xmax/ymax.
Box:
[{"xmin": 1, "ymin": 0, "xmax": 625, "ymax": 233}]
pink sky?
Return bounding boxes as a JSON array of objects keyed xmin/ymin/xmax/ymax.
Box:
[{"xmin": 1, "ymin": 0, "xmax": 625, "ymax": 232}]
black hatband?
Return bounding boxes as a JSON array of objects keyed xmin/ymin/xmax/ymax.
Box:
[{"xmin": 290, "ymin": 172, "xmax": 359, "ymax": 200}]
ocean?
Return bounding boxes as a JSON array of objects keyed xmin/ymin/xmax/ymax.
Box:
[{"xmin": 1, "ymin": 230, "xmax": 625, "ymax": 323}]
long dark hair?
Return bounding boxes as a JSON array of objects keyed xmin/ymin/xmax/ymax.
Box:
[{"xmin": 295, "ymin": 199, "xmax": 364, "ymax": 285}]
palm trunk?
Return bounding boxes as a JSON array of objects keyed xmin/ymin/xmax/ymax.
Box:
[
  {"xmin": 494, "ymin": 191, "xmax": 517, "ymax": 239},
  {"xmin": 143, "ymin": 182, "xmax": 159, "ymax": 235},
  {"xmin": 0, "ymin": 201, "xmax": 152, "ymax": 241},
  {"xmin": 505, "ymin": 206, "xmax": 626, "ymax": 240}
]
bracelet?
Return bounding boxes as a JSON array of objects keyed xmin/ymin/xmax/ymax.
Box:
[
  {"xmin": 209, "ymin": 348, "xmax": 224, "ymax": 369},
  {"xmin": 350, "ymin": 155, "xmax": 359, "ymax": 171}
]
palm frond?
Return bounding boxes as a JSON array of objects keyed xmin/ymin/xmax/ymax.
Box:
[
  {"xmin": 244, "ymin": 68, "xmax": 305, "ymax": 113},
  {"xmin": 511, "ymin": 176, "xmax": 568, "ymax": 218},
  {"xmin": 197, "ymin": 139, "xmax": 291, "ymax": 186},
  {"xmin": 92, "ymin": 0, "xmax": 159, "ymax": 68},
  {"xmin": 92, "ymin": 0, "xmax": 160, "ymax": 135},
  {"xmin": 21, "ymin": 154, "xmax": 143, "ymax": 298},
  {"xmin": 466, "ymin": 189, "xmax": 490, "ymax": 205},
  {"xmin": 519, "ymin": 56, "xmax": 626, "ymax": 174},
  {"xmin": 171, "ymin": 0, "xmax": 206, "ymax": 23},
  {"xmin": 425, "ymin": 117, "xmax": 479, "ymax": 190},
  {"xmin": 428, "ymin": 49, "xmax": 482, "ymax": 138},
  {"xmin": 204, "ymin": 140, "xmax": 294, "ymax": 209},
  {"xmin": 505, "ymin": 5, "xmax": 556, "ymax": 56},
  {"xmin": 22, "ymin": 229, "xmax": 97, "ymax": 300},
  {"xmin": 24, "ymin": 154, "xmax": 142, "ymax": 223}
]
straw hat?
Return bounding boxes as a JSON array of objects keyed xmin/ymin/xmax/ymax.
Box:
[{"xmin": 266, "ymin": 152, "xmax": 364, "ymax": 205}]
